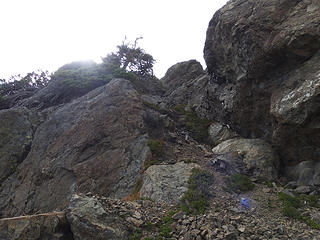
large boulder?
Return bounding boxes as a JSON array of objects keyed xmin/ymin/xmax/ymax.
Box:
[
  {"xmin": 212, "ymin": 138, "xmax": 279, "ymax": 180},
  {"xmin": 161, "ymin": 60, "xmax": 204, "ymax": 90},
  {"xmin": 67, "ymin": 195, "xmax": 130, "ymax": 240},
  {"xmin": 203, "ymin": 0, "xmax": 320, "ymax": 169},
  {"xmin": 0, "ymin": 79, "xmax": 150, "ymax": 217},
  {"xmin": 285, "ymin": 161, "xmax": 320, "ymax": 186},
  {"xmin": 160, "ymin": 60, "xmax": 224, "ymax": 120},
  {"xmin": 0, "ymin": 212, "xmax": 71, "ymax": 240},
  {"xmin": 0, "ymin": 108, "xmax": 40, "ymax": 184},
  {"xmin": 140, "ymin": 162, "xmax": 200, "ymax": 204}
]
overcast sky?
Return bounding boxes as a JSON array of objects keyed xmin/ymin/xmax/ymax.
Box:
[{"xmin": 0, "ymin": 0, "xmax": 227, "ymax": 79}]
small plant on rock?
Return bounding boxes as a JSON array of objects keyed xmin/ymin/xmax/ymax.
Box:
[
  {"xmin": 223, "ymin": 173, "xmax": 254, "ymax": 194},
  {"xmin": 180, "ymin": 168, "xmax": 214, "ymax": 215},
  {"xmin": 125, "ymin": 178, "xmax": 143, "ymax": 201},
  {"xmin": 156, "ymin": 211, "xmax": 176, "ymax": 238},
  {"xmin": 148, "ymin": 139, "xmax": 164, "ymax": 158},
  {"xmin": 129, "ymin": 228, "xmax": 142, "ymax": 240},
  {"xmin": 172, "ymin": 104, "xmax": 211, "ymax": 143},
  {"xmin": 145, "ymin": 139, "xmax": 164, "ymax": 169}
]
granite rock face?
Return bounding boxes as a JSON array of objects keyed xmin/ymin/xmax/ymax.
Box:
[
  {"xmin": 0, "ymin": 79, "xmax": 150, "ymax": 217},
  {"xmin": 140, "ymin": 162, "xmax": 200, "ymax": 204},
  {"xmin": 204, "ymin": 0, "xmax": 320, "ymax": 167}
]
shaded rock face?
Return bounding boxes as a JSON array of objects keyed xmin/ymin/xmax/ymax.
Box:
[
  {"xmin": 0, "ymin": 212, "xmax": 72, "ymax": 240},
  {"xmin": 140, "ymin": 162, "xmax": 200, "ymax": 204},
  {"xmin": 160, "ymin": 60, "xmax": 225, "ymax": 121},
  {"xmin": 285, "ymin": 161, "xmax": 320, "ymax": 186},
  {"xmin": 0, "ymin": 87, "xmax": 38, "ymax": 111},
  {"xmin": 161, "ymin": 60, "xmax": 204, "ymax": 90},
  {"xmin": 0, "ymin": 108, "xmax": 40, "ymax": 184},
  {"xmin": 204, "ymin": 0, "xmax": 320, "ymax": 166},
  {"xmin": 208, "ymin": 122, "xmax": 238, "ymax": 146},
  {"xmin": 0, "ymin": 79, "xmax": 150, "ymax": 217},
  {"xmin": 212, "ymin": 138, "xmax": 279, "ymax": 180},
  {"xmin": 67, "ymin": 195, "xmax": 129, "ymax": 240}
]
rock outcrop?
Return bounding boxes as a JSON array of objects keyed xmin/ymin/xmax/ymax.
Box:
[
  {"xmin": 212, "ymin": 138, "xmax": 279, "ymax": 180},
  {"xmin": 0, "ymin": 79, "xmax": 150, "ymax": 217},
  {"xmin": 286, "ymin": 161, "xmax": 320, "ymax": 186},
  {"xmin": 0, "ymin": 211, "xmax": 71, "ymax": 240},
  {"xmin": 67, "ymin": 195, "xmax": 130, "ymax": 240},
  {"xmin": 140, "ymin": 162, "xmax": 200, "ymax": 204},
  {"xmin": 0, "ymin": 108, "xmax": 40, "ymax": 184},
  {"xmin": 208, "ymin": 122, "xmax": 238, "ymax": 146},
  {"xmin": 204, "ymin": 0, "xmax": 320, "ymax": 169}
]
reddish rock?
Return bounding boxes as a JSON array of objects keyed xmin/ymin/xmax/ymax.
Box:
[{"xmin": 0, "ymin": 79, "xmax": 150, "ymax": 217}]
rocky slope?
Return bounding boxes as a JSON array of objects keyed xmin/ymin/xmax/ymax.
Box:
[{"xmin": 0, "ymin": 0, "xmax": 319, "ymax": 239}]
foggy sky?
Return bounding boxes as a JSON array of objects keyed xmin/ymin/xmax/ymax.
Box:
[{"xmin": 0, "ymin": 0, "xmax": 227, "ymax": 79}]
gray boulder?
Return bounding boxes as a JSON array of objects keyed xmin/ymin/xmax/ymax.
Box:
[
  {"xmin": 212, "ymin": 138, "xmax": 279, "ymax": 180},
  {"xmin": 66, "ymin": 195, "xmax": 129, "ymax": 240},
  {"xmin": 140, "ymin": 162, "xmax": 200, "ymax": 204},
  {"xmin": 285, "ymin": 161, "xmax": 320, "ymax": 186},
  {"xmin": 0, "ymin": 211, "xmax": 71, "ymax": 240},
  {"xmin": 161, "ymin": 60, "xmax": 204, "ymax": 90}
]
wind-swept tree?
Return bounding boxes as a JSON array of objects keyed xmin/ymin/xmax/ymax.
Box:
[{"xmin": 102, "ymin": 37, "xmax": 155, "ymax": 76}]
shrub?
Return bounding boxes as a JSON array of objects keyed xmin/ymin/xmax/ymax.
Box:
[
  {"xmin": 147, "ymin": 139, "xmax": 164, "ymax": 158},
  {"xmin": 278, "ymin": 192, "xmax": 320, "ymax": 230},
  {"xmin": 129, "ymin": 228, "xmax": 142, "ymax": 240},
  {"xmin": 180, "ymin": 168, "xmax": 214, "ymax": 214},
  {"xmin": 142, "ymin": 101, "xmax": 168, "ymax": 114},
  {"xmin": 224, "ymin": 174, "xmax": 254, "ymax": 194},
  {"xmin": 278, "ymin": 192, "xmax": 301, "ymax": 209},
  {"xmin": 157, "ymin": 211, "xmax": 176, "ymax": 238},
  {"xmin": 172, "ymin": 104, "xmax": 210, "ymax": 143}
]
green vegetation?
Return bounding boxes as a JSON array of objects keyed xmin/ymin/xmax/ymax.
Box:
[
  {"xmin": 157, "ymin": 211, "xmax": 176, "ymax": 238},
  {"xmin": 130, "ymin": 211, "xmax": 177, "ymax": 240},
  {"xmin": 0, "ymin": 70, "xmax": 51, "ymax": 102},
  {"xmin": 223, "ymin": 174, "xmax": 255, "ymax": 194},
  {"xmin": 142, "ymin": 221, "xmax": 155, "ymax": 231},
  {"xmin": 172, "ymin": 104, "xmax": 210, "ymax": 143},
  {"xmin": 278, "ymin": 192, "xmax": 320, "ymax": 230},
  {"xmin": 299, "ymin": 194, "xmax": 320, "ymax": 208},
  {"xmin": 180, "ymin": 168, "xmax": 214, "ymax": 215},
  {"xmin": 129, "ymin": 228, "xmax": 142, "ymax": 240},
  {"xmin": 183, "ymin": 158, "xmax": 196, "ymax": 164},
  {"xmin": 142, "ymin": 101, "xmax": 168, "ymax": 114},
  {"xmin": 125, "ymin": 178, "xmax": 143, "ymax": 201},
  {"xmin": 145, "ymin": 139, "xmax": 164, "ymax": 169},
  {"xmin": 53, "ymin": 60, "xmax": 138, "ymax": 93},
  {"xmin": 102, "ymin": 37, "xmax": 155, "ymax": 77},
  {"xmin": 148, "ymin": 139, "xmax": 164, "ymax": 158},
  {"xmin": 264, "ymin": 181, "xmax": 274, "ymax": 188}
]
